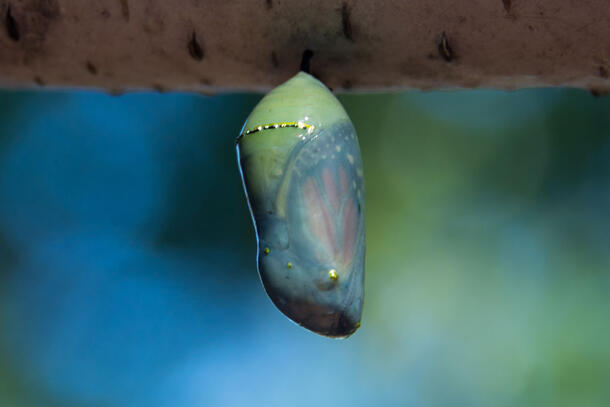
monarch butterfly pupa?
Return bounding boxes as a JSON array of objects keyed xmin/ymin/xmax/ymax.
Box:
[{"xmin": 236, "ymin": 71, "xmax": 365, "ymax": 338}]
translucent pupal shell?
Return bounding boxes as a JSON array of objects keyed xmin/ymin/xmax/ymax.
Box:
[{"xmin": 236, "ymin": 72, "xmax": 365, "ymax": 338}]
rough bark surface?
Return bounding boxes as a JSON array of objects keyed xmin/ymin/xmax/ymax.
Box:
[{"xmin": 0, "ymin": 0, "xmax": 608, "ymax": 93}]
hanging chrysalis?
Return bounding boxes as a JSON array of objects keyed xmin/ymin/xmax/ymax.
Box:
[{"xmin": 236, "ymin": 63, "xmax": 365, "ymax": 338}]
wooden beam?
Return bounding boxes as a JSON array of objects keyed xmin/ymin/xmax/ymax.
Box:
[{"xmin": 0, "ymin": 0, "xmax": 608, "ymax": 93}]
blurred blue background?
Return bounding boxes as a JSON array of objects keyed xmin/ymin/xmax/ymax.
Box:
[{"xmin": 0, "ymin": 87, "xmax": 609, "ymax": 407}]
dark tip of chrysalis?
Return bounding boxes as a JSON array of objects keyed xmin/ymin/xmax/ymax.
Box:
[{"xmin": 300, "ymin": 49, "xmax": 314, "ymax": 74}]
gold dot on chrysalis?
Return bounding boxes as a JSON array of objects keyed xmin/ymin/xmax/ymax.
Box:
[
  {"xmin": 287, "ymin": 262, "xmax": 292, "ymax": 269},
  {"xmin": 355, "ymin": 322, "xmax": 361, "ymax": 329},
  {"xmin": 328, "ymin": 269, "xmax": 338, "ymax": 281},
  {"xmin": 263, "ymin": 247, "xmax": 270, "ymax": 254}
]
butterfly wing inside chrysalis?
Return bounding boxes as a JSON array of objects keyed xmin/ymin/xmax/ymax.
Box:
[{"xmin": 236, "ymin": 72, "xmax": 365, "ymax": 338}]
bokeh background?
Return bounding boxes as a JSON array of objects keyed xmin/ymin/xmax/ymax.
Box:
[{"xmin": 0, "ymin": 86, "xmax": 609, "ymax": 407}]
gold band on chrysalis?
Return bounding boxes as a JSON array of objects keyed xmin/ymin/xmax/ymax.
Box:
[{"xmin": 243, "ymin": 121, "xmax": 315, "ymax": 136}]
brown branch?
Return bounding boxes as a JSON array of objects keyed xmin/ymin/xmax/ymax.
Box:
[{"xmin": 0, "ymin": 0, "xmax": 608, "ymax": 93}]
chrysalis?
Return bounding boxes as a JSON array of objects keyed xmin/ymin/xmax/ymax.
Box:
[{"xmin": 236, "ymin": 72, "xmax": 365, "ymax": 338}]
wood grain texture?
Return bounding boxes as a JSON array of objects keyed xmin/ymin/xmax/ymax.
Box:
[{"xmin": 0, "ymin": 0, "xmax": 608, "ymax": 93}]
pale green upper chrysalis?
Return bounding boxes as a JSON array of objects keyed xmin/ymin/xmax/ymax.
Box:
[{"xmin": 236, "ymin": 72, "xmax": 365, "ymax": 338}]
